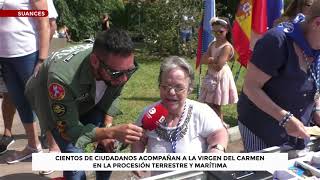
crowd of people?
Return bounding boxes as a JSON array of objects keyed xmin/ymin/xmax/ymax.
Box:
[{"xmin": 0, "ymin": 0, "xmax": 320, "ymax": 179}]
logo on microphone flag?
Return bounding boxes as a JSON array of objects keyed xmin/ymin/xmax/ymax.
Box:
[{"xmin": 142, "ymin": 103, "xmax": 168, "ymax": 131}]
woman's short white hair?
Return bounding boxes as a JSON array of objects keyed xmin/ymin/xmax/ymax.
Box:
[{"xmin": 158, "ymin": 56, "xmax": 194, "ymax": 93}]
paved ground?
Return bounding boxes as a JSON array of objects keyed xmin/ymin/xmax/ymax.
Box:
[{"xmin": 0, "ymin": 98, "xmax": 243, "ymax": 180}]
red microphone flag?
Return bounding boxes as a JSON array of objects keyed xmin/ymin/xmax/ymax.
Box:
[{"xmin": 142, "ymin": 103, "xmax": 168, "ymax": 131}]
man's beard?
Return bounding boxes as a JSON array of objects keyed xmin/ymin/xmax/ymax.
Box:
[
  {"xmin": 103, "ymin": 79, "xmax": 113, "ymax": 86},
  {"xmin": 97, "ymin": 71, "xmax": 126, "ymax": 87}
]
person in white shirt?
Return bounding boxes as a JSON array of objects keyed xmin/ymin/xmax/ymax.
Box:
[
  {"xmin": 0, "ymin": 0, "xmax": 60, "ymax": 165},
  {"xmin": 131, "ymin": 56, "xmax": 228, "ymax": 177}
]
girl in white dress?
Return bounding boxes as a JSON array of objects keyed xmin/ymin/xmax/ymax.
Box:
[{"xmin": 198, "ymin": 17, "xmax": 238, "ymax": 127}]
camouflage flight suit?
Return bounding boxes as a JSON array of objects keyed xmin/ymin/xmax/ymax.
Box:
[{"xmin": 25, "ymin": 44, "xmax": 123, "ymax": 149}]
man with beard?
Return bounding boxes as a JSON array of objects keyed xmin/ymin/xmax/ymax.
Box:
[{"xmin": 25, "ymin": 28, "xmax": 143, "ymax": 180}]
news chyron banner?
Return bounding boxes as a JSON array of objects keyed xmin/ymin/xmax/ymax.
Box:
[
  {"xmin": 0, "ymin": 10, "xmax": 48, "ymax": 17},
  {"xmin": 33, "ymin": 153, "xmax": 288, "ymax": 171}
]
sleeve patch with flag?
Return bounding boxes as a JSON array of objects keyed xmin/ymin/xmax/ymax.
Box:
[{"xmin": 48, "ymin": 83, "xmax": 65, "ymax": 100}]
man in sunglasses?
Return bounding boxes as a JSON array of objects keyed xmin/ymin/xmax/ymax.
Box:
[{"xmin": 25, "ymin": 28, "xmax": 143, "ymax": 180}]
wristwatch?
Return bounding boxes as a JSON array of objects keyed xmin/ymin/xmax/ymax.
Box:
[{"xmin": 209, "ymin": 144, "xmax": 225, "ymax": 152}]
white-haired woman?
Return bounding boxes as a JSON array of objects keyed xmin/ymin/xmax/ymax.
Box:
[{"xmin": 131, "ymin": 56, "xmax": 228, "ymax": 177}]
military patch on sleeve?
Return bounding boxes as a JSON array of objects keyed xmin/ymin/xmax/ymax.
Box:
[
  {"xmin": 48, "ymin": 83, "xmax": 65, "ymax": 100},
  {"xmin": 52, "ymin": 103, "xmax": 66, "ymax": 117}
]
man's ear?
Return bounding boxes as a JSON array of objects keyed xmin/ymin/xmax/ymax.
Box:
[{"xmin": 90, "ymin": 53, "xmax": 99, "ymax": 69}]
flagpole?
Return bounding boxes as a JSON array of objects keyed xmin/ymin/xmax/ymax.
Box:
[
  {"xmin": 230, "ymin": 58, "xmax": 236, "ymax": 71},
  {"xmin": 197, "ymin": 64, "xmax": 202, "ymax": 99},
  {"xmin": 234, "ymin": 64, "xmax": 242, "ymax": 83},
  {"xmin": 196, "ymin": 0, "xmax": 215, "ymax": 99}
]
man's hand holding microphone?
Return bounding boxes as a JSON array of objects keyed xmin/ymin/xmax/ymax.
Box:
[
  {"xmin": 96, "ymin": 103, "xmax": 168, "ymax": 153},
  {"xmin": 95, "ymin": 124, "xmax": 143, "ymax": 153}
]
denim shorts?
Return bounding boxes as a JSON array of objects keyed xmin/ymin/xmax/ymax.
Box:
[
  {"xmin": 0, "ymin": 51, "xmax": 38, "ymax": 123},
  {"xmin": 0, "ymin": 65, "xmax": 8, "ymax": 93},
  {"xmin": 180, "ymin": 29, "xmax": 192, "ymax": 42}
]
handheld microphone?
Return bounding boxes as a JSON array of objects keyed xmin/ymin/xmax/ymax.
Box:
[
  {"xmin": 142, "ymin": 103, "xmax": 168, "ymax": 131},
  {"xmin": 114, "ymin": 103, "xmax": 168, "ymax": 152}
]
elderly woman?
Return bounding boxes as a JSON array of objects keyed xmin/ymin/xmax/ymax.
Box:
[
  {"xmin": 131, "ymin": 56, "xmax": 228, "ymax": 177},
  {"xmin": 238, "ymin": 0, "xmax": 320, "ymax": 152}
]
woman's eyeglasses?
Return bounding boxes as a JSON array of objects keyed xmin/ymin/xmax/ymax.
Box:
[
  {"xmin": 160, "ymin": 84, "xmax": 186, "ymax": 94},
  {"xmin": 96, "ymin": 55, "xmax": 138, "ymax": 79}
]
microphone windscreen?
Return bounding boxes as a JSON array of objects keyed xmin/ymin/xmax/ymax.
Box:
[{"xmin": 142, "ymin": 103, "xmax": 168, "ymax": 130}]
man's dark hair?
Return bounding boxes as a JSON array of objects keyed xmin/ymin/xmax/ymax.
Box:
[{"xmin": 93, "ymin": 28, "xmax": 134, "ymax": 56}]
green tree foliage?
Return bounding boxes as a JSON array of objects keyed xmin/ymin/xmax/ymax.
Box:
[
  {"xmin": 216, "ymin": 0, "xmax": 239, "ymax": 21},
  {"xmin": 52, "ymin": 0, "xmax": 239, "ymax": 54},
  {"xmin": 131, "ymin": 0, "xmax": 238, "ymax": 56},
  {"xmin": 54, "ymin": 0, "xmax": 125, "ymax": 41},
  {"xmin": 127, "ymin": 0, "xmax": 203, "ymax": 56},
  {"xmin": 54, "ymin": 0, "xmax": 77, "ymax": 35}
]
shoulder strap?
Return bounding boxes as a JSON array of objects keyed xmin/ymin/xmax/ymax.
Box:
[
  {"xmin": 220, "ymin": 42, "xmax": 234, "ymax": 60},
  {"xmin": 208, "ymin": 40, "xmax": 215, "ymax": 49}
]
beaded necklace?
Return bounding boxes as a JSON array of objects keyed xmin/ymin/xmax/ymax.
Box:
[
  {"xmin": 155, "ymin": 104, "xmax": 193, "ymax": 153},
  {"xmin": 279, "ymin": 13, "xmax": 320, "ymax": 101},
  {"xmin": 296, "ymin": 45, "xmax": 313, "ymax": 72},
  {"xmin": 309, "ymin": 54, "xmax": 320, "ymax": 101},
  {"xmin": 303, "ymin": 52, "xmax": 312, "ymax": 68}
]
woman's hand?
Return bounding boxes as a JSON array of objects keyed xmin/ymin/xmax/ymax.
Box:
[
  {"xmin": 33, "ymin": 61, "xmax": 43, "ymax": 77},
  {"xmin": 208, "ymin": 57, "xmax": 215, "ymax": 64},
  {"xmin": 284, "ymin": 116, "xmax": 309, "ymax": 138}
]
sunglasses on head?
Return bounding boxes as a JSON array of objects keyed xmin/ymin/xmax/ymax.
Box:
[{"xmin": 96, "ymin": 55, "xmax": 138, "ymax": 79}]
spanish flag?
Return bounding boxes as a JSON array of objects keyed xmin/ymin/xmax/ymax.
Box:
[{"xmin": 232, "ymin": 0, "xmax": 283, "ymax": 67}]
